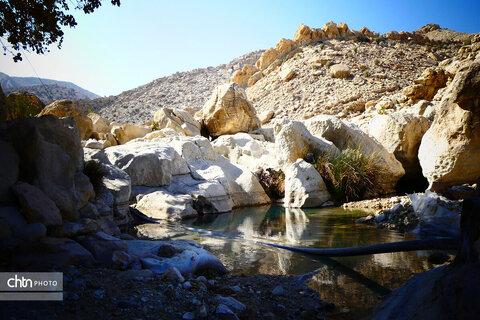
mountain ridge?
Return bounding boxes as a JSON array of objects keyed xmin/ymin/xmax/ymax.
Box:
[{"xmin": 0, "ymin": 72, "xmax": 100, "ymax": 102}]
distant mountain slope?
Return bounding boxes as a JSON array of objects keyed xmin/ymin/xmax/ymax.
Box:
[
  {"xmin": 3, "ymin": 83, "xmax": 94, "ymax": 103},
  {"xmin": 86, "ymin": 50, "xmax": 264, "ymax": 124},
  {"xmin": 0, "ymin": 72, "xmax": 99, "ymax": 102}
]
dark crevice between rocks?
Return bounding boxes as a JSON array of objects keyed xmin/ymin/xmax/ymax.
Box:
[{"xmin": 395, "ymin": 173, "xmax": 429, "ymax": 195}]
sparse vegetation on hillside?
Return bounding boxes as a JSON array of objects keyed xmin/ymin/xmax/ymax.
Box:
[{"xmin": 311, "ymin": 147, "xmax": 378, "ymax": 203}]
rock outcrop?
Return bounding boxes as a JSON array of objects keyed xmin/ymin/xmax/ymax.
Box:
[
  {"xmin": 274, "ymin": 120, "xmax": 340, "ymax": 168},
  {"xmin": 212, "ymin": 133, "xmax": 278, "ymax": 172},
  {"xmin": 229, "ymin": 65, "xmax": 259, "ymax": 87},
  {"xmin": 153, "ymin": 107, "xmax": 200, "ymax": 136},
  {"xmin": 38, "ymin": 100, "xmax": 93, "ymax": 140},
  {"xmin": 3, "ymin": 116, "xmax": 85, "ymax": 220},
  {"xmin": 402, "ymin": 67, "xmax": 449, "ymax": 104},
  {"xmin": 418, "ymin": 60, "xmax": 480, "ymax": 192},
  {"xmin": 197, "ymin": 83, "xmax": 260, "ymax": 137},
  {"xmin": 366, "ymin": 112, "xmax": 431, "ymax": 178}
]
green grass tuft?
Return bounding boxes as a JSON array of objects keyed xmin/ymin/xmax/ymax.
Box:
[{"xmin": 312, "ymin": 147, "xmax": 378, "ymax": 203}]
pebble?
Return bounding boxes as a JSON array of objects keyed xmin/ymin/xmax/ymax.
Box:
[
  {"xmin": 198, "ymin": 304, "xmax": 208, "ymax": 317},
  {"xmin": 231, "ymin": 285, "xmax": 242, "ymax": 293},
  {"xmin": 163, "ymin": 267, "xmax": 185, "ymax": 283},
  {"xmin": 93, "ymin": 289, "xmax": 105, "ymax": 299},
  {"xmin": 215, "ymin": 296, "xmax": 246, "ymax": 313},
  {"xmin": 272, "ymin": 285, "xmax": 285, "ymax": 296},
  {"xmin": 196, "ymin": 276, "xmax": 207, "ymax": 284},
  {"xmin": 216, "ymin": 304, "xmax": 239, "ymax": 320},
  {"xmin": 183, "ymin": 281, "xmax": 192, "ymax": 289},
  {"xmin": 183, "ymin": 312, "xmax": 195, "ymax": 320}
]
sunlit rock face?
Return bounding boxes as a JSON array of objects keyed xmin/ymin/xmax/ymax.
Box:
[
  {"xmin": 196, "ymin": 83, "xmax": 260, "ymax": 138},
  {"xmin": 418, "ymin": 60, "xmax": 480, "ymax": 192},
  {"xmin": 283, "ymin": 159, "xmax": 331, "ymax": 208},
  {"xmin": 38, "ymin": 100, "xmax": 93, "ymax": 140}
]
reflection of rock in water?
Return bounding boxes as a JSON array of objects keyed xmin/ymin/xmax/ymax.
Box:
[
  {"xmin": 257, "ymin": 248, "xmax": 294, "ymax": 275},
  {"xmin": 285, "ymin": 208, "xmax": 309, "ymax": 244},
  {"xmin": 258, "ymin": 206, "xmax": 286, "ymax": 237}
]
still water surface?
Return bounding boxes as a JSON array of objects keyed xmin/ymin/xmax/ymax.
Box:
[{"xmin": 145, "ymin": 206, "xmax": 449, "ymax": 315}]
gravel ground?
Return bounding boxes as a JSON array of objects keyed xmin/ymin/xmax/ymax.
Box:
[{"xmin": 1, "ymin": 266, "xmax": 337, "ymax": 320}]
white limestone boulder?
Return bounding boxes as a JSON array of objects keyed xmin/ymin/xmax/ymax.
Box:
[
  {"xmin": 134, "ymin": 190, "xmax": 198, "ymax": 221},
  {"xmin": 284, "ymin": 159, "xmax": 331, "ymax": 208},
  {"xmin": 366, "ymin": 112, "xmax": 431, "ymax": 177},
  {"xmin": 274, "ymin": 120, "xmax": 340, "ymax": 168},
  {"xmin": 212, "ymin": 133, "xmax": 279, "ymax": 172}
]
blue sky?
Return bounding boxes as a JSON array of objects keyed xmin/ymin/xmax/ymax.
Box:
[{"xmin": 1, "ymin": 0, "xmax": 479, "ymax": 97}]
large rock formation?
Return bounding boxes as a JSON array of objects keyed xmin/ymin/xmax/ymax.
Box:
[
  {"xmin": 38, "ymin": 100, "xmax": 93, "ymax": 140},
  {"xmin": 91, "ymin": 135, "xmax": 270, "ymax": 220},
  {"xmin": 367, "ymin": 112, "xmax": 431, "ymax": 178},
  {"xmin": 3, "ymin": 116, "xmax": 85, "ymax": 220},
  {"xmin": 402, "ymin": 67, "xmax": 449, "ymax": 104},
  {"xmin": 229, "ymin": 64, "xmax": 259, "ymax": 87},
  {"xmin": 153, "ymin": 107, "xmax": 200, "ymax": 137},
  {"xmin": 305, "ymin": 115, "xmax": 405, "ymax": 196},
  {"xmin": 197, "ymin": 83, "xmax": 260, "ymax": 137},
  {"xmin": 284, "ymin": 159, "xmax": 331, "ymax": 208},
  {"xmin": 274, "ymin": 120, "xmax": 340, "ymax": 168},
  {"xmin": 212, "ymin": 133, "xmax": 278, "ymax": 172},
  {"xmin": 418, "ymin": 60, "xmax": 480, "ymax": 192}
]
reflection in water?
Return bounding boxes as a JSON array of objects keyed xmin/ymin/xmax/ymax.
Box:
[{"xmin": 142, "ymin": 205, "xmax": 452, "ymax": 316}]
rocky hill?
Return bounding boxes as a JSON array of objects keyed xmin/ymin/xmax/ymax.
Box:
[
  {"xmin": 3, "ymin": 83, "xmax": 94, "ymax": 103},
  {"xmin": 86, "ymin": 23, "xmax": 478, "ymax": 126},
  {"xmin": 234, "ymin": 22, "xmax": 477, "ymax": 122},
  {"xmin": 0, "ymin": 72, "xmax": 99, "ymax": 103},
  {"xmin": 87, "ymin": 51, "xmax": 263, "ymax": 124}
]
